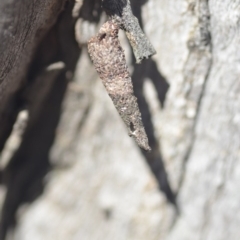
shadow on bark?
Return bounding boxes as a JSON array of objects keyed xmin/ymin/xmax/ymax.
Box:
[
  {"xmin": 130, "ymin": 0, "xmax": 176, "ymax": 206},
  {"xmin": 0, "ymin": 74, "xmax": 68, "ymax": 240},
  {"xmin": 132, "ymin": 59, "xmax": 176, "ymax": 206},
  {"xmin": 0, "ymin": 1, "xmax": 80, "ymax": 239}
]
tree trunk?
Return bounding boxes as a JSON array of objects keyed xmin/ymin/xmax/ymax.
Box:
[{"xmin": 0, "ymin": 0, "xmax": 240, "ymax": 240}]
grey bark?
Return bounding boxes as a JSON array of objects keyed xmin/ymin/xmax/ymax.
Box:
[{"xmin": 0, "ymin": 0, "xmax": 240, "ymax": 240}]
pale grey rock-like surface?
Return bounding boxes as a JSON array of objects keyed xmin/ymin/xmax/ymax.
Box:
[
  {"xmin": 169, "ymin": 2, "xmax": 240, "ymax": 239},
  {"xmin": 2, "ymin": 0, "xmax": 240, "ymax": 240},
  {"xmin": 13, "ymin": 50, "xmax": 175, "ymax": 240}
]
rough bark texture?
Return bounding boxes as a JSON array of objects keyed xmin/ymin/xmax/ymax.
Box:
[{"xmin": 1, "ymin": 0, "xmax": 240, "ymax": 240}]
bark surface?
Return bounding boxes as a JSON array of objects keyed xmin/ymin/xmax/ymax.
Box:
[{"xmin": 0, "ymin": 0, "xmax": 240, "ymax": 240}]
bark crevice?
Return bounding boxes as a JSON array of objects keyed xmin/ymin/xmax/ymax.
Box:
[{"xmin": 177, "ymin": 0, "xmax": 213, "ymax": 195}]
